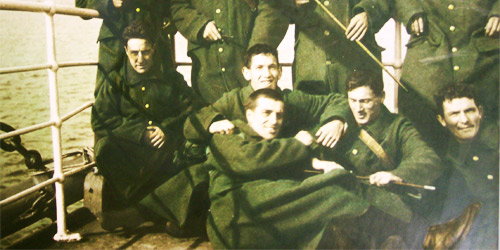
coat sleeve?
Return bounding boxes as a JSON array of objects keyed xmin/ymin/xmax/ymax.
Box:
[
  {"xmin": 91, "ymin": 77, "xmax": 147, "ymax": 145},
  {"xmin": 490, "ymin": 0, "xmax": 500, "ymax": 17},
  {"xmin": 392, "ymin": 0, "xmax": 424, "ymax": 34},
  {"xmin": 248, "ymin": 0, "xmax": 289, "ymax": 48},
  {"xmin": 209, "ymin": 132, "xmax": 311, "ymax": 176},
  {"xmin": 76, "ymin": 0, "xmax": 116, "ymax": 18},
  {"xmin": 170, "ymin": 0, "xmax": 212, "ymax": 43},
  {"xmin": 353, "ymin": 0, "xmax": 392, "ymax": 33},
  {"xmin": 390, "ymin": 118, "xmax": 443, "ymax": 186}
]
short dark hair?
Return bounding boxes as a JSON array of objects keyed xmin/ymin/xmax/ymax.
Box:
[
  {"xmin": 244, "ymin": 44, "xmax": 279, "ymax": 68},
  {"xmin": 435, "ymin": 83, "xmax": 479, "ymax": 116},
  {"xmin": 346, "ymin": 70, "xmax": 384, "ymax": 96},
  {"xmin": 122, "ymin": 21, "xmax": 155, "ymax": 45},
  {"xmin": 244, "ymin": 88, "xmax": 284, "ymax": 111}
]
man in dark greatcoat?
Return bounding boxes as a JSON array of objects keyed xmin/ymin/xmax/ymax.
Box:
[
  {"xmin": 91, "ymin": 21, "xmax": 205, "ymax": 231},
  {"xmin": 206, "ymin": 88, "xmax": 369, "ymax": 249},
  {"xmin": 431, "ymin": 83, "xmax": 498, "ymax": 249},
  {"xmin": 170, "ymin": 0, "xmax": 289, "ymax": 103},
  {"xmin": 394, "ymin": 0, "xmax": 500, "ymax": 153}
]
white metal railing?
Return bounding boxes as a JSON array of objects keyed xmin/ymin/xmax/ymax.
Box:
[{"xmin": 0, "ymin": 0, "xmax": 101, "ymax": 242}]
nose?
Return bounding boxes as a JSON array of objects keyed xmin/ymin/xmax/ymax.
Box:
[
  {"xmin": 458, "ymin": 112, "xmax": 469, "ymax": 123},
  {"xmin": 352, "ymin": 101, "xmax": 362, "ymax": 112},
  {"xmin": 268, "ymin": 112, "xmax": 277, "ymax": 125},
  {"xmin": 137, "ymin": 52, "xmax": 144, "ymax": 62},
  {"xmin": 262, "ymin": 67, "xmax": 271, "ymax": 77}
]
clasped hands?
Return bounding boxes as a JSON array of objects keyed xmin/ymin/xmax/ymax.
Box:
[{"xmin": 143, "ymin": 126, "xmax": 165, "ymax": 149}]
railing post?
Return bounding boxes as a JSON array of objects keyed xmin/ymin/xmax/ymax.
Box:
[
  {"xmin": 44, "ymin": 0, "xmax": 81, "ymax": 242},
  {"xmin": 394, "ymin": 20, "xmax": 403, "ymax": 113}
]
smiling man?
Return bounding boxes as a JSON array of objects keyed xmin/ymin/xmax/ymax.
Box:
[{"xmin": 432, "ymin": 83, "xmax": 498, "ymax": 249}]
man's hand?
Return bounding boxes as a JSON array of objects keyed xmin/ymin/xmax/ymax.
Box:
[
  {"xmin": 346, "ymin": 12, "xmax": 368, "ymax": 41},
  {"xmin": 203, "ymin": 21, "xmax": 222, "ymax": 41},
  {"xmin": 315, "ymin": 120, "xmax": 346, "ymax": 148},
  {"xmin": 112, "ymin": 0, "xmax": 124, "ymax": 8},
  {"xmin": 411, "ymin": 17, "xmax": 425, "ymax": 36},
  {"xmin": 485, "ymin": 16, "xmax": 500, "ymax": 37},
  {"xmin": 295, "ymin": 130, "xmax": 314, "ymax": 146},
  {"xmin": 312, "ymin": 158, "xmax": 344, "ymax": 173},
  {"xmin": 144, "ymin": 126, "xmax": 165, "ymax": 149},
  {"xmin": 369, "ymin": 171, "xmax": 402, "ymax": 187},
  {"xmin": 209, "ymin": 119, "xmax": 235, "ymax": 135},
  {"xmin": 295, "ymin": 0, "xmax": 309, "ymax": 7}
]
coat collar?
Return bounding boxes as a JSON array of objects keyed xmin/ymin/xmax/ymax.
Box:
[{"xmin": 357, "ymin": 105, "xmax": 394, "ymax": 138}]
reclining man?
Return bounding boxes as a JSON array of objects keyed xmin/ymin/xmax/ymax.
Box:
[
  {"xmin": 205, "ymin": 88, "xmax": 369, "ymax": 249},
  {"xmin": 325, "ymin": 70, "xmax": 442, "ymax": 248},
  {"xmin": 429, "ymin": 83, "xmax": 498, "ymax": 249},
  {"xmin": 91, "ymin": 21, "xmax": 205, "ymax": 230}
]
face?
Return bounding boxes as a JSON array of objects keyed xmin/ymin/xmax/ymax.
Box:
[
  {"xmin": 438, "ymin": 97, "xmax": 482, "ymax": 143},
  {"xmin": 348, "ymin": 86, "xmax": 384, "ymax": 126},
  {"xmin": 125, "ymin": 38, "xmax": 155, "ymax": 74},
  {"xmin": 246, "ymin": 97, "xmax": 285, "ymax": 140},
  {"xmin": 243, "ymin": 53, "xmax": 282, "ymax": 90}
]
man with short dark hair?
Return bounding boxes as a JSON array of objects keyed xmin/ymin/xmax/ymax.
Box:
[
  {"xmin": 206, "ymin": 88, "xmax": 369, "ymax": 249},
  {"xmin": 432, "ymin": 83, "xmax": 498, "ymax": 249},
  {"xmin": 326, "ymin": 70, "xmax": 442, "ymax": 248},
  {"xmin": 91, "ymin": 21, "xmax": 205, "ymax": 230}
]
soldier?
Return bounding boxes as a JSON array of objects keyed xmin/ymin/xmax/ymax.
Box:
[
  {"xmin": 170, "ymin": 0, "xmax": 289, "ymax": 103},
  {"xmin": 430, "ymin": 83, "xmax": 498, "ymax": 249},
  {"xmin": 326, "ymin": 70, "xmax": 442, "ymax": 248},
  {"xmin": 91, "ymin": 21, "xmax": 205, "ymax": 231},
  {"xmin": 282, "ymin": 0, "xmax": 391, "ymax": 95},
  {"xmin": 76, "ymin": 0, "xmax": 176, "ymax": 92},
  {"xmin": 395, "ymin": 0, "xmax": 500, "ymax": 153},
  {"xmin": 205, "ymin": 88, "xmax": 369, "ymax": 249}
]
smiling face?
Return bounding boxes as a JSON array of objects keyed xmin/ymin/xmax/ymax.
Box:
[
  {"xmin": 243, "ymin": 53, "xmax": 282, "ymax": 90},
  {"xmin": 246, "ymin": 97, "xmax": 284, "ymax": 140},
  {"xmin": 348, "ymin": 86, "xmax": 384, "ymax": 126},
  {"xmin": 438, "ymin": 97, "xmax": 482, "ymax": 143},
  {"xmin": 125, "ymin": 38, "xmax": 155, "ymax": 74}
]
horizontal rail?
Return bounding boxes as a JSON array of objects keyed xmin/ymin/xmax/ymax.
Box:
[
  {"xmin": 0, "ymin": 161, "xmax": 95, "ymax": 206},
  {"xmin": 0, "ymin": 61, "xmax": 98, "ymax": 75},
  {"xmin": 0, "ymin": 0, "xmax": 99, "ymax": 18},
  {"xmin": 0, "ymin": 102, "xmax": 94, "ymax": 140}
]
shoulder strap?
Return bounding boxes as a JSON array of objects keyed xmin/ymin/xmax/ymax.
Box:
[{"xmin": 358, "ymin": 129, "xmax": 395, "ymax": 168}]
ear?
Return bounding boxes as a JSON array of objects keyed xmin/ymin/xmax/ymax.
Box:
[
  {"xmin": 380, "ymin": 91, "xmax": 386, "ymax": 104},
  {"xmin": 277, "ymin": 65, "xmax": 283, "ymax": 80},
  {"xmin": 478, "ymin": 105, "xmax": 483, "ymax": 118},
  {"xmin": 437, "ymin": 114, "xmax": 446, "ymax": 127},
  {"xmin": 242, "ymin": 66, "xmax": 251, "ymax": 81}
]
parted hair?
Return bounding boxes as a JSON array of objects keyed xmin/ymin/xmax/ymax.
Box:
[
  {"xmin": 346, "ymin": 70, "xmax": 384, "ymax": 96},
  {"xmin": 244, "ymin": 88, "xmax": 284, "ymax": 111},
  {"xmin": 122, "ymin": 20, "xmax": 155, "ymax": 45},
  {"xmin": 435, "ymin": 83, "xmax": 479, "ymax": 116},
  {"xmin": 244, "ymin": 44, "xmax": 279, "ymax": 68}
]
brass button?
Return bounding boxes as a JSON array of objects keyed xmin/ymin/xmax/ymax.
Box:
[
  {"xmin": 453, "ymin": 65, "xmax": 460, "ymax": 71},
  {"xmin": 216, "ymin": 8, "xmax": 221, "ymax": 14},
  {"xmin": 221, "ymin": 67, "xmax": 226, "ymax": 72},
  {"xmin": 326, "ymin": 60, "xmax": 332, "ymax": 65},
  {"xmin": 487, "ymin": 175, "xmax": 493, "ymax": 180},
  {"xmin": 217, "ymin": 28, "xmax": 222, "ymax": 32},
  {"xmin": 451, "ymin": 47, "xmax": 458, "ymax": 53},
  {"xmin": 136, "ymin": 8, "xmax": 140, "ymax": 12},
  {"xmin": 352, "ymin": 149, "xmax": 358, "ymax": 155},
  {"xmin": 472, "ymin": 155, "xmax": 479, "ymax": 161},
  {"xmin": 141, "ymin": 86, "xmax": 146, "ymax": 91},
  {"xmin": 448, "ymin": 4, "xmax": 454, "ymax": 10},
  {"xmin": 145, "ymin": 104, "xmax": 150, "ymax": 109},
  {"xmin": 324, "ymin": 30, "xmax": 330, "ymax": 36},
  {"xmin": 324, "ymin": 1, "xmax": 329, "ymax": 6},
  {"xmin": 218, "ymin": 47, "xmax": 224, "ymax": 53},
  {"xmin": 148, "ymin": 121, "xmax": 153, "ymax": 125},
  {"xmin": 449, "ymin": 26, "xmax": 456, "ymax": 32}
]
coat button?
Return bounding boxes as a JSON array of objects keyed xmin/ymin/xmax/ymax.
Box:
[
  {"xmin": 141, "ymin": 86, "xmax": 146, "ymax": 91},
  {"xmin": 148, "ymin": 121, "xmax": 153, "ymax": 125},
  {"xmin": 324, "ymin": 30, "xmax": 330, "ymax": 36},
  {"xmin": 326, "ymin": 60, "xmax": 332, "ymax": 65},
  {"xmin": 451, "ymin": 47, "xmax": 458, "ymax": 53},
  {"xmin": 221, "ymin": 67, "xmax": 226, "ymax": 72},
  {"xmin": 218, "ymin": 47, "xmax": 224, "ymax": 53},
  {"xmin": 352, "ymin": 149, "xmax": 358, "ymax": 155},
  {"xmin": 216, "ymin": 8, "xmax": 221, "ymax": 14},
  {"xmin": 487, "ymin": 175, "xmax": 493, "ymax": 180},
  {"xmin": 448, "ymin": 4, "xmax": 454, "ymax": 10},
  {"xmin": 453, "ymin": 65, "xmax": 460, "ymax": 71},
  {"xmin": 472, "ymin": 155, "xmax": 479, "ymax": 161},
  {"xmin": 324, "ymin": 1, "xmax": 329, "ymax": 6},
  {"xmin": 217, "ymin": 28, "xmax": 222, "ymax": 32},
  {"xmin": 136, "ymin": 8, "xmax": 140, "ymax": 12},
  {"xmin": 145, "ymin": 104, "xmax": 150, "ymax": 109},
  {"xmin": 449, "ymin": 26, "xmax": 456, "ymax": 32}
]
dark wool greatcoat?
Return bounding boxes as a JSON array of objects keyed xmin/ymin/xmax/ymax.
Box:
[
  {"xmin": 206, "ymin": 120, "xmax": 369, "ymax": 249},
  {"xmin": 184, "ymin": 85, "xmax": 352, "ymax": 143},
  {"xmin": 170, "ymin": 0, "xmax": 289, "ymax": 103},
  {"xmin": 395, "ymin": 0, "xmax": 500, "ymax": 152},
  {"xmin": 91, "ymin": 63, "xmax": 204, "ymax": 209},
  {"xmin": 282, "ymin": 0, "xmax": 391, "ymax": 95},
  {"xmin": 76, "ymin": 0, "xmax": 176, "ymax": 91},
  {"xmin": 436, "ymin": 122, "xmax": 499, "ymax": 249}
]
